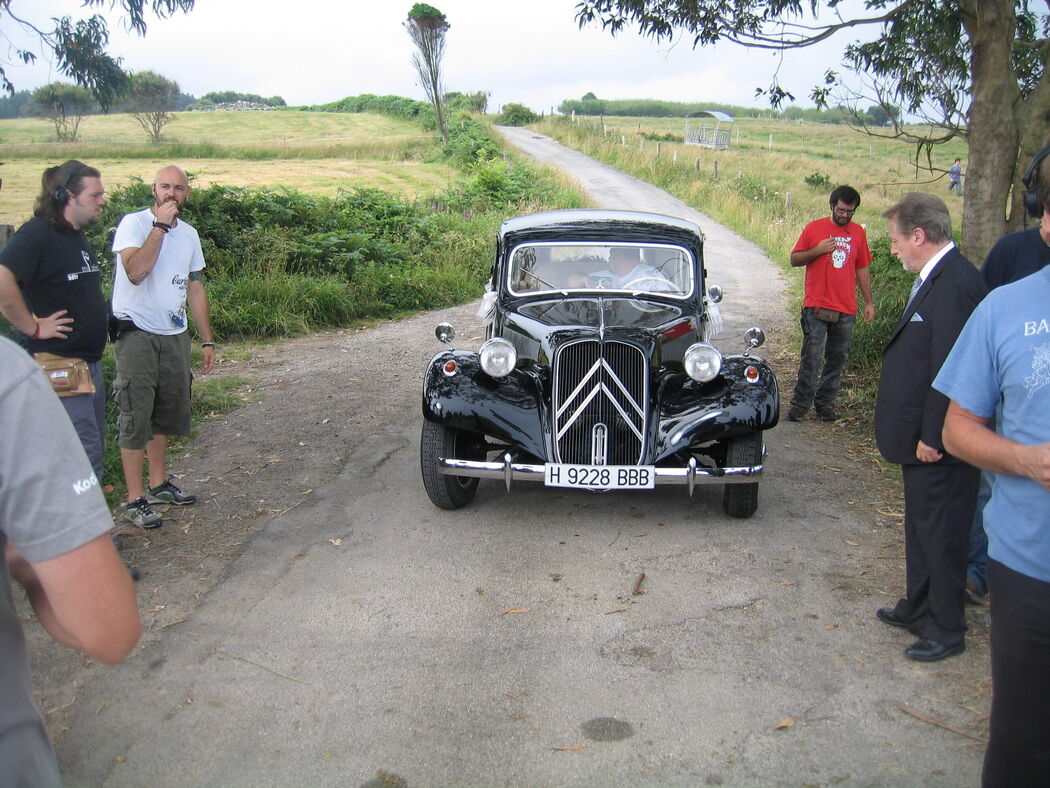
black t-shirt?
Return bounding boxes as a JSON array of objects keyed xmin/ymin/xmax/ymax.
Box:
[
  {"xmin": 981, "ymin": 226, "xmax": 1050, "ymax": 290},
  {"xmin": 0, "ymin": 216, "xmax": 107, "ymax": 362}
]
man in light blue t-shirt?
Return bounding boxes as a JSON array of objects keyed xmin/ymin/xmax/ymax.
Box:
[{"xmin": 934, "ymin": 262, "xmax": 1050, "ymax": 786}]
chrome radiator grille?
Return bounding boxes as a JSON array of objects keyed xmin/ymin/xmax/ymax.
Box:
[{"xmin": 553, "ymin": 340, "xmax": 648, "ymax": 465}]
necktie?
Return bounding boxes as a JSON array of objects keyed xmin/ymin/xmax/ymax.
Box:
[{"xmin": 907, "ymin": 276, "xmax": 922, "ymax": 306}]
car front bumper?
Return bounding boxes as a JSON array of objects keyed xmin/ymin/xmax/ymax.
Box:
[{"xmin": 438, "ymin": 453, "xmax": 763, "ymax": 496}]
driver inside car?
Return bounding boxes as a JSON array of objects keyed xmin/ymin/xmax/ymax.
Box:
[{"xmin": 592, "ymin": 246, "xmax": 676, "ymax": 292}]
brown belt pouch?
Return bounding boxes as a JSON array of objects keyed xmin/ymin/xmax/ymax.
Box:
[
  {"xmin": 33, "ymin": 352, "xmax": 95, "ymax": 398},
  {"xmin": 812, "ymin": 307, "xmax": 841, "ymax": 323}
]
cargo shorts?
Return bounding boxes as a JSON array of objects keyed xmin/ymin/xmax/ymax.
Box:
[{"xmin": 112, "ymin": 329, "xmax": 193, "ymax": 450}]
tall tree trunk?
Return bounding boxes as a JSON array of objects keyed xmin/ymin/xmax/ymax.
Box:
[
  {"xmin": 1007, "ymin": 61, "xmax": 1050, "ymax": 228},
  {"xmin": 959, "ymin": 0, "xmax": 1019, "ymax": 265}
]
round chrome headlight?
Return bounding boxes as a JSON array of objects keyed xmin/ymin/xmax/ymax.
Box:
[
  {"xmin": 684, "ymin": 342, "xmax": 722, "ymax": 383},
  {"xmin": 479, "ymin": 338, "xmax": 517, "ymax": 378}
]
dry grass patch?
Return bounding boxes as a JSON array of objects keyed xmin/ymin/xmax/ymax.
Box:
[
  {"xmin": 0, "ymin": 158, "xmax": 457, "ymax": 225},
  {"xmin": 0, "ymin": 109, "xmax": 449, "ymax": 223},
  {"xmin": 0, "ymin": 109, "xmax": 432, "ymax": 149}
]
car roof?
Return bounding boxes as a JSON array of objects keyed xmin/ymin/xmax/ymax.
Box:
[{"xmin": 499, "ymin": 210, "xmax": 705, "ymax": 246}]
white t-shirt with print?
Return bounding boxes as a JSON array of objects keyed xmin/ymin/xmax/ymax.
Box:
[{"xmin": 112, "ymin": 208, "xmax": 206, "ymax": 335}]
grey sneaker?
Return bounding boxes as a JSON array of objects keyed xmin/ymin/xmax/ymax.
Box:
[
  {"xmin": 146, "ymin": 478, "xmax": 197, "ymax": 506},
  {"xmin": 125, "ymin": 497, "xmax": 162, "ymax": 529},
  {"xmin": 816, "ymin": 406, "xmax": 840, "ymax": 422}
]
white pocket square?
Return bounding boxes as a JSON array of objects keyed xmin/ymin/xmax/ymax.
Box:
[{"xmin": 909, "ymin": 312, "xmax": 924, "ymax": 322}]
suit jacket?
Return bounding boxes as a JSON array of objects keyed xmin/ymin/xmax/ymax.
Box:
[{"xmin": 875, "ymin": 248, "xmax": 987, "ymax": 465}]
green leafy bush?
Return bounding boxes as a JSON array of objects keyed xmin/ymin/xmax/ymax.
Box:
[
  {"xmin": 495, "ymin": 103, "xmax": 538, "ymax": 126},
  {"xmin": 804, "ymin": 172, "xmax": 832, "ymax": 189}
]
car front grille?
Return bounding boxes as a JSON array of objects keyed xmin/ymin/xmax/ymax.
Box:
[{"xmin": 553, "ymin": 339, "xmax": 648, "ymax": 465}]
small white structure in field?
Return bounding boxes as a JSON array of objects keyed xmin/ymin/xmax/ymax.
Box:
[{"xmin": 684, "ymin": 110, "xmax": 734, "ymax": 150}]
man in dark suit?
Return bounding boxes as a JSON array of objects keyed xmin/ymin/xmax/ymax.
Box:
[{"xmin": 873, "ymin": 193, "xmax": 987, "ymax": 662}]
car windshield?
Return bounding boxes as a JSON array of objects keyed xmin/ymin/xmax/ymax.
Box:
[{"xmin": 507, "ymin": 243, "xmax": 693, "ymax": 298}]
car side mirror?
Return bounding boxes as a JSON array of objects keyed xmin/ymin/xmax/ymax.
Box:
[
  {"xmin": 707, "ymin": 284, "xmax": 723, "ymax": 303},
  {"xmin": 743, "ymin": 327, "xmax": 765, "ymax": 355},
  {"xmin": 435, "ymin": 323, "xmax": 456, "ymax": 346}
]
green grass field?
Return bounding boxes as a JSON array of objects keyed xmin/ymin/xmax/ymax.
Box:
[
  {"xmin": 542, "ymin": 114, "xmax": 970, "ymax": 264},
  {"xmin": 0, "ymin": 110, "xmax": 454, "ymax": 224}
]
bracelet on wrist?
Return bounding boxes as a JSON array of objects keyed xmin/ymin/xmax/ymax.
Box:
[
  {"xmin": 29, "ymin": 321, "xmax": 40, "ymax": 340},
  {"xmin": 201, "ymin": 341, "xmax": 215, "ymax": 348},
  {"xmin": 152, "ymin": 221, "xmax": 171, "ymax": 233}
]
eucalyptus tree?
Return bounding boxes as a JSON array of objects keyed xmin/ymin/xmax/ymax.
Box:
[
  {"xmin": 30, "ymin": 82, "xmax": 95, "ymax": 141},
  {"xmin": 1, "ymin": 0, "xmax": 195, "ymax": 110},
  {"xmin": 405, "ymin": 3, "xmax": 451, "ymax": 143},
  {"xmin": 576, "ymin": 0, "xmax": 1050, "ymax": 263},
  {"xmin": 124, "ymin": 70, "xmax": 180, "ymax": 143}
]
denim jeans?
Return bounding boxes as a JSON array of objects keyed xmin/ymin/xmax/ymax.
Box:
[
  {"xmin": 791, "ymin": 307, "xmax": 856, "ymax": 410},
  {"xmin": 60, "ymin": 360, "xmax": 106, "ymax": 480},
  {"xmin": 967, "ymin": 402, "xmax": 1001, "ymax": 595}
]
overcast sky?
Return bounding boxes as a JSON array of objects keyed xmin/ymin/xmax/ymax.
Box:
[{"xmin": 10, "ymin": 0, "xmax": 864, "ymax": 113}]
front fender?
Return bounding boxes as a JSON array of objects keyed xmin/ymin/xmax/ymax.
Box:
[
  {"xmin": 421, "ymin": 350, "xmax": 549, "ymax": 459},
  {"xmin": 654, "ymin": 356, "xmax": 780, "ymax": 462}
]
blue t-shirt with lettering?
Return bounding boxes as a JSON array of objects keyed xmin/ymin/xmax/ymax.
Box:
[{"xmin": 933, "ymin": 266, "xmax": 1050, "ymax": 582}]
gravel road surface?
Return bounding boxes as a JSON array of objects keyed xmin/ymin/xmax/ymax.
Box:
[{"xmin": 24, "ymin": 127, "xmax": 991, "ymax": 787}]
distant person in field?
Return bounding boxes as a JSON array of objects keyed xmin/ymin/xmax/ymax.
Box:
[
  {"xmin": 0, "ymin": 160, "xmax": 109, "ymax": 480},
  {"xmin": 947, "ymin": 158, "xmax": 963, "ymax": 196},
  {"xmin": 963, "ymin": 144, "xmax": 1050, "ymax": 607},
  {"xmin": 786, "ymin": 185, "xmax": 874, "ymax": 423},
  {"xmin": 111, "ymin": 165, "xmax": 216, "ymax": 530},
  {"xmin": 1, "ymin": 335, "xmax": 141, "ymax": 785}
]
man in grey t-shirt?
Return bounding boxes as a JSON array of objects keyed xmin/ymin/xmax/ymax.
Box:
[{"xmin": 0, "ymin": 336, "xmax": 141, "ymax": 784}]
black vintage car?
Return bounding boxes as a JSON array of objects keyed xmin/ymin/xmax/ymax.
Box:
[{"xmin": 419, "ymin": 209, "xmax": 779, "ymax": 517}]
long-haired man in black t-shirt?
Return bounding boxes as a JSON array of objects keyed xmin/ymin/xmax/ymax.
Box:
[{"xmin": 0, "ymin": 160, "xmax": 109, "ymax": 480}]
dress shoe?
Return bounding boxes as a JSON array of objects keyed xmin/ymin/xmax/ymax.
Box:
[
  {"xmin": 905, "ymin": 638, "xmax": 965, "ymax": 662},
  {"xmin": 876, "ymin": 607, "xmax": 909, "ymax": 628}
]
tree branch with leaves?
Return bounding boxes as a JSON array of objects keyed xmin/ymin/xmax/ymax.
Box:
[
  {"xmin": 576, "ymin": 0, "xmax": 1050, "ymax": 263},
  {"xmin": 0, "ymin": 0, "xmax": 195, "ymax": 110}
]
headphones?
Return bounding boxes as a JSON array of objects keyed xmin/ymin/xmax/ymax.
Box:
[
  {"xmin": 1022, "ymin": 144, "xmax": 1050, "ymax": 218},
  {"xmin": 52, "ymin": 161, "xmax": 86, "ymax": 207}
]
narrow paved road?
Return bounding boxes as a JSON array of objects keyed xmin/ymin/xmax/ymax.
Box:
[{"xmin": 47, "ymin": 130, "xmax": 989, "ymax": 787}]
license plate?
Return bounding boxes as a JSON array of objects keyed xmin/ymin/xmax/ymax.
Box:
[{"xmin": 544, "ymin": 463, "xmax": 656, "ymax": 490}]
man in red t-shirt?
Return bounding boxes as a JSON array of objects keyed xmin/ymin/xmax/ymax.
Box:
[{"xmin": 787, "ymin": 185, "xmax": 875, "ymax": 422}]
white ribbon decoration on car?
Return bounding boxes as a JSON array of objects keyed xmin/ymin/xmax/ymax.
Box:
[
  {"xmin": 477, "ymin": 281, "xmax": 497, "ymax": 326},
  {"xmin": 702, "ymin": 297, "xmax": 724, "ymax": 341}
]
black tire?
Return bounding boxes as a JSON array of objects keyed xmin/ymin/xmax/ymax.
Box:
[
  {"xmin": 722, "ymin": 431, "xmax": 762, "ymax": 519},
  {"xmin": 420, "ymin": 420, "xmax": 484, "ymax": 509}
]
